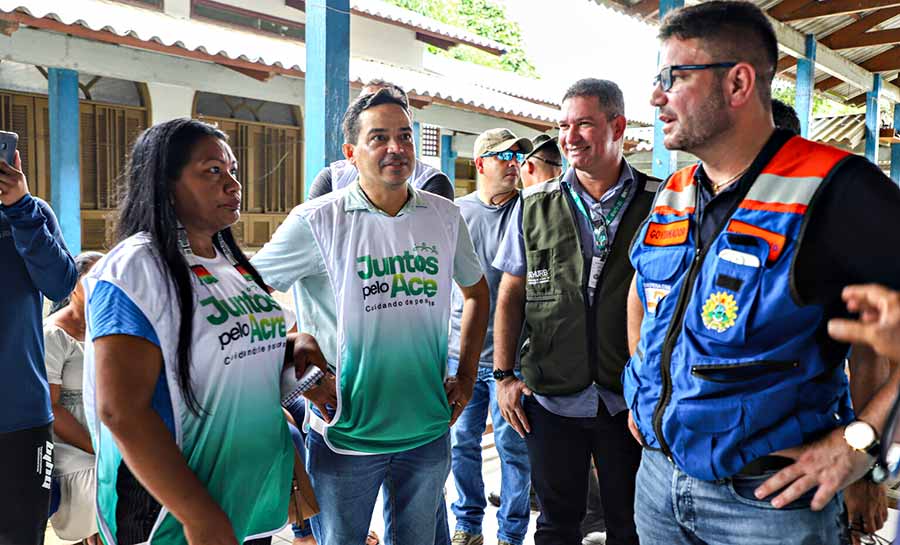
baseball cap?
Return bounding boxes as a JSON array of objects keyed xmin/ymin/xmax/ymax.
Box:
[
  {"xmin": 474, "ymin": 128, "xmax": 534, "ymax": 158},
  {"xmin": 524, "ymin": 133, "xmax": 559, "ymax": 162}
]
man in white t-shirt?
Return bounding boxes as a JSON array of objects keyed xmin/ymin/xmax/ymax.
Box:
[{"xmin": 252, "ymin": 88, "xmax": 489, "ymax": 545}]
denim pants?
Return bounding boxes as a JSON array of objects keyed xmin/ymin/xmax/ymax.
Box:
[
  {"xmin": 306, "ymin": 428, "xmax": 451, "ymax": 545},
  {"xmin": 447, "ymin": 359, "xmax": 531, "ymax": 545},
  {"xmin": 635, "ymin": 448, "xmax": 846, "ymax": 545}
]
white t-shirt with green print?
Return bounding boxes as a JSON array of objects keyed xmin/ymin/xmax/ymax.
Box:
[{"xmin": 252, "ymin": 182, "xmax": 483, "ymax": 455}]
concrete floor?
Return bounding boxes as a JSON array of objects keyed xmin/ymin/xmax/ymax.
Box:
[{"xmin": 44, "ymin": 438, "xmax": 899, "ymax": 545}]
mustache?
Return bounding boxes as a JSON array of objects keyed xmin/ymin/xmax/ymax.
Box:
[{"xmin": 380, "ymin": 154, "xmax": 410, "ymax": 167}]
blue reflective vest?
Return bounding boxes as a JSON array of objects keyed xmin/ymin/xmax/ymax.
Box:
[{"xmin": 623, "ymin": 136, "xmax": 856, "ymax": 481}]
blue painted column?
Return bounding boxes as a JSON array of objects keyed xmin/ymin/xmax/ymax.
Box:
[
  {"xmin": 865, "ymin": 74, "xmax": 882, "ymax": 164},
  {"xmin": 413, "ymin": 121, "xmax": 421, "ymax": 157},
  {"xmin": 891, "ymin": 104, "xmax": 900, "ymax": 184},
  {"xmin": 795, "ymin": 34, "xmax": 816, "ymax": 138},
  {"xmin": 49, "ymin": 68, "xmax": 80, "ymax": 254},
  {"xmin": 440, "ymin": 133, "xmax": 456, "ymax": 181},
  {"xmin": 304, "ymin": 0, "xmax": 349, "ymax": 200},
  {"xmin": 652, "ymin": 0, "xmax": 684, "ymax": 180}
]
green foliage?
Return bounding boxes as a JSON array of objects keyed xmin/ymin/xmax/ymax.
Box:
[
  {"xmin": 772, "ymin": 79, "xmax": 858, "ymax": 117},
  {"xmin": 384, "ymin": 0, "xmax": 538, "ymax": 77}
]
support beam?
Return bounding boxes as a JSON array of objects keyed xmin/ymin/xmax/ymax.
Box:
[
  {"xmin": 892, "ymin": 103, "xmax": 900, "ymax": 183},
  {"xmin": 822, "ymin": 7, "xmax": 900, "ymax": 49},
  {"xmin": 652, "ymin": 0, "xmax": 683, "ymax": 180},
  {"xmin": 776, "ymin": 56, "xmax": 798, "ymax": 74},
  {"xmin": 866, "ymin": 74, "xmax": 882, "ymax": 164},
  {"xmin": 413, "ymin": 121, "xmax": 421, "ymax": 158},
  {"xmin": 440, "ymin": 133, "xmax": 457, "ymax": 184},
  {"xmin": 768, "ymin": 0, "xmax": 812, "ymax": 21},
  {"xmin": 796, "ymin": 34, "xmax": 816, "ymax": 138},
  {"xmin": 816, "ymin": 47, "xmax": 900, "ymax": 92},
  {"xmin": 48, "ymin": 68, "xmax": 80, "ymax": 254},
  {"xmin": 770, "ymin": 16, "xmax": 900, "ymax": 103},
  {"xmin": 776, "ymin": 0, "xmax": 900, "ymax": 22},
  {"xmin": 629, "ymin": 0, "xmax": 660, "ymax": 18},
  {"xmin": 304, "ymin": 0, "xmax": 349, "ymax": 200}
]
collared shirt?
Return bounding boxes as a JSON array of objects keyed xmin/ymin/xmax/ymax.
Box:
[
  {"xmin": 492, "ymin": 161, "xmax": 637, "ymax": 418},
  {"xmin": 251, "ymin": 180, "xmax": 483, "ymax": 367}
]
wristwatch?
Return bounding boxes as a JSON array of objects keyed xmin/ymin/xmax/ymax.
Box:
[
  {"xmin": 844, "ymin": 420, "xmax": 881, "ymax": 457},
  {"xmin": 492, "ymin": 368, "xmax": 515, "ymax": 382}
]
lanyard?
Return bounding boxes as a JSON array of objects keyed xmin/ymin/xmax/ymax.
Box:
[{"xmin": 566, "ymin": 182, "xmax": 631, "ymax": 252}]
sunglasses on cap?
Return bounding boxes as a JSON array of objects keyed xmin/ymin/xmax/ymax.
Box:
[
  {"xmin": 481, "ymin": 150, "xmax": 526, "ymax": 163},
  {"xmin": 653, "ymin": 62, "xmax": 738, "ymax": 92}
]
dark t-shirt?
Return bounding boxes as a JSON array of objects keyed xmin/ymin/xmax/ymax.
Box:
[
  {"xmin": 691, "ymin": 129, "xmax": 900, "ymax": 362},
  {"xmin": 308, "ymin": 165, "xmax": 455, "ymax": 201}
]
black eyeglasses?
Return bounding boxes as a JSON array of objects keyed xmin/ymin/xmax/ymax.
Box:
[
  {"xmin": 481, "ymin": 150, "xmax": 526, "ymax": 163},
  {"xmin": 653, "ymin": 62, "xmax": 738, "ymax": 92},
  {"xmin": 530, "ymin": 155, "xmax": 563, "ymax": 168}
]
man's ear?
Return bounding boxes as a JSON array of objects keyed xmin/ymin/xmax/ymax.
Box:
[
  {"xmin": 525, "ymin": 160, "xmax": 536, "ymax": 175},
  {"xmin": 474, "ymin": 156, "xmax": 485, "ymax": 175},
  {"xmin": 726, "ymin": 63, "xmax": 757, "ymax": 109},
  {"xmin": 611, "ymin": 115, "xmax": 627, "ymax": 142},
  {"xmin": 342, "ymin": 143, "xmax": 355, "ymax": 164}
]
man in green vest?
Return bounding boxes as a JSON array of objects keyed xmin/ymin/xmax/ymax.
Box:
[{"xmin": 492, "ymin": 78, "xmax": 659, "ymax": 545}]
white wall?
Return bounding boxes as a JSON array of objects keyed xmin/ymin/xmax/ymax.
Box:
[
  {"xmin": 146, "ymin": 83, "xmax": 195, "ymax": 124},
  {"xmin": 351, "ymin": 17, "xmax": 425, "ymax": 69}
]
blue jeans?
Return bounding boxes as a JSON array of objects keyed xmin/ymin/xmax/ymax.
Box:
[
  {"xmin": 448, "ymin": 359, "xmax": 531, "ymax": 545},
  {"xmin": 635, "ymin": 449, "xmax": 846, "ymax": 545},
  {"xmin": 306, "ymin": 428, "xmax": 451, "ymax": 545}
]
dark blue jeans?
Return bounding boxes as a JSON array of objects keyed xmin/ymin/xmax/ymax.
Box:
[
  {"xmin": 306, "ymin": 429, "xmax": 451, "ymax": 545},
  {"xmin": 448, "ymin": 359, "xmax": 530, "ymax": 545}
]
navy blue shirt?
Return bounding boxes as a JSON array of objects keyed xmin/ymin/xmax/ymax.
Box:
[{"xmin": 1, "ymin": 194, "xmax": 76, "ymax": 433}]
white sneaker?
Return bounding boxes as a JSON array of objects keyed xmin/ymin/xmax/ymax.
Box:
[{"xmin": 582, "ymin": 531, "xmax": 607, "ymax": 545}]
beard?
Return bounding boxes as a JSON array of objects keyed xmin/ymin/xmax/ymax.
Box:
[{"xmin": 664, "ymin": 87, "xmax": 731, "ymax": 152}]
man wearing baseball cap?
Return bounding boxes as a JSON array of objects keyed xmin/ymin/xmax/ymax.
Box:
[
  {"xmin": 447, "ymin": 128, "xmax": 533, "ymax": 545},
  {"xmin": 521, "ymin": 134, "xmax": 563, "ymax": 189}
]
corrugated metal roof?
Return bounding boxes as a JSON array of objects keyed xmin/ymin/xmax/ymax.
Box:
[
  {"xmin": 351, "ymin": 0, "xmax": 507, "ymax": 55},
  {"xmin": 0, "ymin": 0, "xmax": 555, "ymax": 123},
  {"xmin": 423, "ymin": 53, "xmax": 563, "ymax": 106},
  {"xmin": 352, "ymin": 57, "xmax": 559, "ymax": 122},
  {"xmin": 0, "ymin": 0, "xmax": 308, "ymax": 70},
  {"xmin": 810, "ymin": 113, "xmax": 868, "ymax": 148}
]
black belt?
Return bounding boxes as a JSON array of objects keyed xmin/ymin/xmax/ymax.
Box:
[{"xmin": 735, "ymin": 455, "xmax": 793, "ymax": 477}]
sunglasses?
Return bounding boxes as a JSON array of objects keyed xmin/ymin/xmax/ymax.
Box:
[
  {"xmin": 481, "ymin": 150, "xmax": 526, "ymax": 163},
  {"xmin": 653, "ymin": 62, "xmax": 738, "ymax": 92}
]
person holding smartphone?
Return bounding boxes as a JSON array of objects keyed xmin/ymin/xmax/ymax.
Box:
[{"xmin": 0, "ymin": 142, "xmax": 78, "ymax": 545}]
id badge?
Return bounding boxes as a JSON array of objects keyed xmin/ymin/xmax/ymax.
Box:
[{"xmin": 588, "ymin": 256, "xmax": 604, "ymax": 289}]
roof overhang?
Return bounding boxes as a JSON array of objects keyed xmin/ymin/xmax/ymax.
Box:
[
  {"xmin": 592, "ymin": 0, "xmax": 900, "ymax": 104},
  {"xmin": 285, "ymin": 0, "xmax": 507, "ymax": 56},
  {"xmin": 0, "ymin": 1, "xmax": 553, "ymax": 126}
]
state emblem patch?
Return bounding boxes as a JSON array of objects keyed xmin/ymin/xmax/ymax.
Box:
[{"xmin": 701, "ymin": 291, "xmax": 739, "ymax": 333}]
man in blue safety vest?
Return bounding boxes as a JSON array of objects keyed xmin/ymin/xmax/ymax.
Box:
[{"xmin": 626, "ymin": 2, "xmax": 900, "ymax": 544}]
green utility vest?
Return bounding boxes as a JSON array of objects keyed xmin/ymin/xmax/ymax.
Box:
[{"xmin": 520, "ymin": 170, "xmax": 658, "ymax": 395}]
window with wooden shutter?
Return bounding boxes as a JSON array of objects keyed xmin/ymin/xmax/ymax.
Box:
[{"xmin": 195, "ymin": 93, "xmax": 303, "ymax": 248}]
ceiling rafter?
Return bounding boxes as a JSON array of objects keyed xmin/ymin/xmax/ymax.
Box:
[
  {"xmin": 822, "ymin": 7, "xmax": 900, "ymax": 49},
  {"xmin": 816, "ymin": 46, "xmax": 900, "ymax": 91},
  {"xmin": 774, "ymin": 1, "xmax": 900, "ymax": 23}
]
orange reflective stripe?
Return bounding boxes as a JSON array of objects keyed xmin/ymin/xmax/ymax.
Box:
[
  {"xmin": 651, "ymin": 205, "xmax": 696, "ymax": 217},
  {"xmin": 645, "ymin": 219, "xmax": 690, "ymax": 246},
  {"xmin": 761, "ymin": 137, "xmax": 850, "ymax": 179},
  {"xmin": 664, "ymin": 165, "xmax": 697, "ymax": 192},
  {"xmin": 727, "ymin": 219, "xmax": 786, "ymax": 263},
  {"xmin": 739, "ymin": 199, "xmax": 808, "ymax": 215}
]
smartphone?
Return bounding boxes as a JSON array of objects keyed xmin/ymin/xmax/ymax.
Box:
[{"xmin": 0, "ymin": 130, "xmax": 18, "ymax": 165}]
